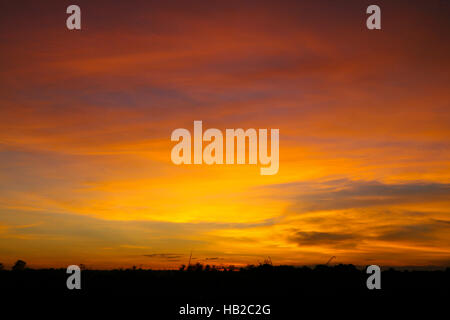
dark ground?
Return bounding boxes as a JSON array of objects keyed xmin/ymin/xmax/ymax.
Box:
[{"xmin": 0, "ymin": 264, "xmax": 448, "ymax": 317}]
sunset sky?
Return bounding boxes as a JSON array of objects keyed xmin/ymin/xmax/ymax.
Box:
[{"xmin": 0, "ymin": 0, "xmax": 449, "ymax": 269}]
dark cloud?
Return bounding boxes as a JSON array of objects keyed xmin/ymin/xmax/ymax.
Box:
[
  {"xmin": 375, "ymin": 220, "xmax": 450, "ymax": 242},
  {"xmin": 266, "ymin": 179, "xmax": 450, "ymax": 213},
  {"xmin": 288, "ymin": 219, "xmax": 450, "ymax": 249},
  {"xmin": 289, "ymin": 231, "xmax": 356, "ymax": 246},
  {"xmin": 143, "ymin": 254, "xmax": 183, "ymax": 260}
]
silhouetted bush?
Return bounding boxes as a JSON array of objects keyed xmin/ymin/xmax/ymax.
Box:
[{"xmin": 12, "ymin": 260, "xmax": 26, "ymax": 271}]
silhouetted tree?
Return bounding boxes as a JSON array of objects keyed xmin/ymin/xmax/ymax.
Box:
[
  {"xmin": 0, "ymin": 262, "xmax": 4, "ymax": 271},
  {"xmin": 12, "ymin": 260, "xmax": 26, "ymax": 271},
  {"xmin": 187, "ymin": 262, "xmax": 203, "ymax": 272},
  {"xmin": 195, "ymin": 262, "xmax": 204, "ymax": 272}
]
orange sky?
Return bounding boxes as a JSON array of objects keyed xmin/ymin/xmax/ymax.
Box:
[{"xmin": 0, "ymin": 0, "xmax": 449, "ymax": 269}]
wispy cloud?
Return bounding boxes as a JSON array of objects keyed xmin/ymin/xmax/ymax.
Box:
[{"xmin": 265, "ymin": 179, "xmax": 450, "ymax": 213}]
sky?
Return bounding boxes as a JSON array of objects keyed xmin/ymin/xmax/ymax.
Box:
[{"xmin": 0, "ymin": 0, "xmax": 449, "ymax": 269}]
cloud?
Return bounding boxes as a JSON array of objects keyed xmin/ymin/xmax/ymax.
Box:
[
  {"xmin": 266, "ymin": 179, "xmax": 450, "ymax": 214},
  {"xmin": 143, "ymin": 254, "xmax": 183, "ymax": 260},
  {"xmin": 375, "ymin": 220, "xmax": 450, "ymax": 243},
  {"xmin": 289, "ymin": 231, "xmax": 356, "ymax": 246},
  {"xmin": 287, "ymin": 219, "xmax": 450, "ymax": 250}
]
